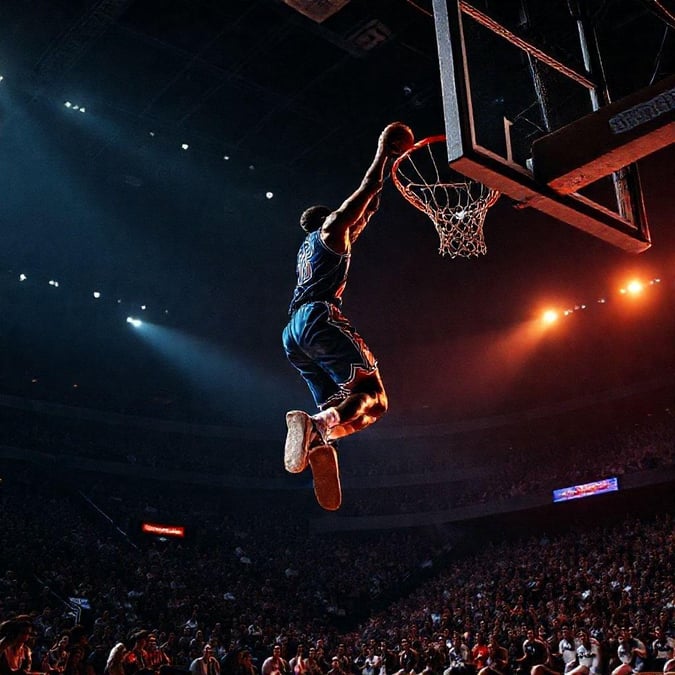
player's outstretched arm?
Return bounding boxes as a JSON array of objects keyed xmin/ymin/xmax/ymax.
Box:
[{"xmin": 323, "ymin": 123, "xmax": 413, "ymax": 253}]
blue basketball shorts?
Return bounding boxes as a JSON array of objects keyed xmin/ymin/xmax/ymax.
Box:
[{"xmin": 282, "ymin": 301, "xmax": 377, "ymax": 408}]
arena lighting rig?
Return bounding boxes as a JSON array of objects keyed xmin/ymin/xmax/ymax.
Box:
[
  {"xmin": 8, "ymin": 268, "xmax": 668, "ymax": 331},
  {"xmin": 539, "ymin": 276, "xmax": 661, "ymax": 326}
]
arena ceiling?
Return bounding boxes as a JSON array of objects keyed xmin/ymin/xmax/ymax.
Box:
[{"xmin": 0, "ymin": 0, "xmax": 673, "ymax": 436}]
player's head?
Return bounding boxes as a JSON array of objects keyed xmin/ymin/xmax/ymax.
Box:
[{"xmin": 300, "ymin": 205, "xmax": 331, "ymax": 233}]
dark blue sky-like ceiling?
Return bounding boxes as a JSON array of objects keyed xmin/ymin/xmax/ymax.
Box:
[{"xmin": 0, "ymin": 0, "xmax": 673, "ymax": 436}]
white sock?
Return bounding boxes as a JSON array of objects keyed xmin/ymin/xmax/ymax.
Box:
[{"xmin": 312, "ymin": 407, "xmax": 340, "ymax": 442}]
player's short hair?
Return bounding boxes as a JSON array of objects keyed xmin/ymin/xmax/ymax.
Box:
[{"xmin": 300, "ymin": 205, "xmax": 331, "ymax": 233}]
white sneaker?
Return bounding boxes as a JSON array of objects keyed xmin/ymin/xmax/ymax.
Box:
[{"xmin": 284, "ymin": 410, "xmax": 314, "ymax": 473}]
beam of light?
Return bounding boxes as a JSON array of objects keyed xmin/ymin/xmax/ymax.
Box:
[
  {"xmin": 127, "ymin": 322, "xmax": 290, "ymax": 425},
  {"xmin": 126, "ymin": 316, "xmax": 142, "ymax": 327},
  {"xmin": 402, "ymin": 319, "xmax": 552, "ymax": 415}
]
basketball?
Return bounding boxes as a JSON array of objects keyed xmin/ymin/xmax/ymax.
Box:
[{"xmin": 383, "ymin": 122, "xmax": 415, "ymax": 157}]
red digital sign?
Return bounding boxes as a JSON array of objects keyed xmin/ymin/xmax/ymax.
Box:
[{"xmin": 141, "ymin": 522, "xmax": 185, "ymax": 538}]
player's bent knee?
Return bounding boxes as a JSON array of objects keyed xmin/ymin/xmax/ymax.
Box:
[{"xmin": 374, "ymin": 390, "xmax": 388, "ymax": 416}]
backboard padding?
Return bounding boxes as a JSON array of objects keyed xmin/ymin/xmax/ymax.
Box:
[{"xmin": 532, "ymin": 74, "xmax": 675, "ymax": 193}]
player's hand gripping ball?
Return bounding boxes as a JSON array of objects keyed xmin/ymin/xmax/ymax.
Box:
[{"xmin": 382, "ymin": 122, "xmax": 415, "ymax": 157}]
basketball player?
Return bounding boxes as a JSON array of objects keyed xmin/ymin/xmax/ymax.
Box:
[{"xmin": 282, "ymin": 122, "xmax": 414, "ymax": 510}]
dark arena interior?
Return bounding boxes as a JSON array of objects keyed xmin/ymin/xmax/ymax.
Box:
[{"xmin": 0, "ymin": 1, "xmax": 673, "ymax": 675}]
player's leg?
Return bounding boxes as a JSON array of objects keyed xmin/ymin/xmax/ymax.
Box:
[
  {"xmin": 320, "ymin": 368, "xmax": 388, "ymax": 440},
  {"xmin": 282, "ymin": 301, "xmax": 387, "ymax": 510},
  {"xmin": 282, "ymin": 315, "xmax": 340, "ymax": 473},
  {"xmin": 307, "ymin": 304, "xmax": 387, "ymax": 443}
]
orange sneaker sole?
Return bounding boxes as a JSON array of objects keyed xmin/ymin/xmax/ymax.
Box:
[{"xmin": 308, "ymin": 444, "xmax": 342, "ymax": 511}]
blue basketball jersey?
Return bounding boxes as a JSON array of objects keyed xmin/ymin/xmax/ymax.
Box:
[{"xmin": 289, "ymin": 230, "xmax": 350, "ymax": 314}]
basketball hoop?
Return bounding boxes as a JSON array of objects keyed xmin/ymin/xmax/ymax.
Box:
[{"xmin": 391, "ymin": 135, "xmax": 499, "ymax": 258}]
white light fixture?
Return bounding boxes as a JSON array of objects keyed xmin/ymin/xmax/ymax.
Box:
[
  {"xmin": 19, "ymin": 273, "xmax": 27, "ymax": 282},
  {"xmin": 64, "ymin": 101, "xmax": 72, "ymax": 108},
  {"xmin": 181, "ymin": 143, "xmax": 189, "ymax": 150},
  {"xmin": 93, "ymin": 291, "xmax": 101, "ymax": 299},
  {"xmin": 265, "ymin": 191, "xmax": 274, "ymax": 199}
]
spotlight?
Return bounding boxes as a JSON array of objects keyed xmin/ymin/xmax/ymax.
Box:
[
  {"xmin": 141, "ymin": 305, "xmax": 147, "ymax": 311},
  {"xmin": 48, "ymin": 279, "xmax": 59, "ymax": 287},
  {"xmin": 0, "ymin": 75, "xmax": 4, "ymax": 82},
  {"xmin": 223, "ymin": 155, "xmax": 230, "ymax": 161},
  {"xmin": 93, "ymin": 291, "xmax": 101, "ymax": 299},
  {"xmin": 542, "ymin": 309, "xmax": 559, "ymax": 325},
  {"xmin": 79, "ymin": 107, "xmax": 86, "ymax": 113},
  {"xmin": 265, "ymin": 191, "xmax": 274, "ymax": 199},
  {"xmin": 19, "ymin": 274, "xmax": 27, "ymax": 282},
  {"xmin": 126, "ymin": 317, "xmax": 142, "ymax": 327},
  {"xmin": 621, "ymin": 280, "xmax": 644, "ymax": 296},
  {"xmin": 64, "ymin": 101, "xmax": 72, "ymax": 108},
  {"xmin": 181, "ymin": 143, "xmax": 189, "ymax": 150}
]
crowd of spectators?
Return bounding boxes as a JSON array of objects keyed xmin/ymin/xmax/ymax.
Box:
[{"xmin": 1, "ymin": 456, "xmax": 673, "ymax": 675}]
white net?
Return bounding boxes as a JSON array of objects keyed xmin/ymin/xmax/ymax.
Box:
[{"xmin": 392, "ymin": 137, "xmax": 499, "ymax": 258}]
